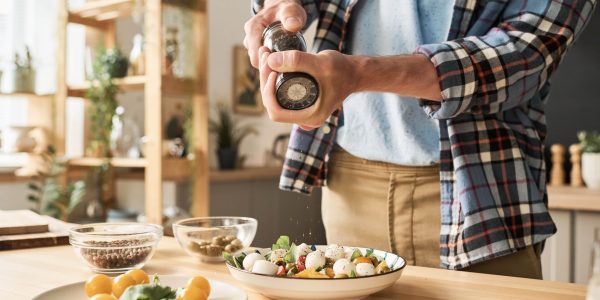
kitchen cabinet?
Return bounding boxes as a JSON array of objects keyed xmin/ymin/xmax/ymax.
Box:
[
  {"xmin": 542, "ymin": 210, "xmax": 573, "ymax": 282},
  {"xmin": 575, "ymin": 212, "xmax": 600, "ymax": 284}
]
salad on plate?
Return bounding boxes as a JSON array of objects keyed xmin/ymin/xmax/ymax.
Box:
[{"xmin": 224, "ymin": 235, "xmax": 398, "ymax": 279}]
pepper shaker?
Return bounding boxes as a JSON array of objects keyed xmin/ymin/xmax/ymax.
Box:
[{"xmin": 262, "ymin": 21, "xmax": 319, "ymax": 110}]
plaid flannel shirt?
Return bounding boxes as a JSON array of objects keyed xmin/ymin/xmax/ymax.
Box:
[{"xmin": 252, "ymin": 0, "xmax": 597, "ymax": 269}]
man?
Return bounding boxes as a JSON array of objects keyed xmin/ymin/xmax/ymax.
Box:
[{"xmin": 244, "ymin": 0, "xmax": 596, "ymax": 278}]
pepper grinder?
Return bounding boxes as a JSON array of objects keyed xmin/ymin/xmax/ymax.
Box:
[{"xmin": 262, "ymin": 21, "xmax": 319, "ymax": 110}]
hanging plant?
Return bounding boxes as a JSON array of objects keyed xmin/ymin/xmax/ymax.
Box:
[{"xmin": 86, "ymin": 48, "xmax": 124, "ymax": 157}]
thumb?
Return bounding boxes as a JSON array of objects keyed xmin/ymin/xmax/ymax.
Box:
[
  {"xmin": 277, "ymin": 2, "xmax": 306, "ymax": 32},
  {"xmin": 267, "ymin": 50, "xmax": 317, "ymax": 74}
]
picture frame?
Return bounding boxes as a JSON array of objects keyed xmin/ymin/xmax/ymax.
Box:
[{"xmin": 232, "ymin": 45, "xmax": 264, "ymax": 115}]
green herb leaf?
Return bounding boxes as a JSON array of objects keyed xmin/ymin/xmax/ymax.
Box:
[
  {"xmin": 119, "ymin": 279, "xmax": 177, "ymax": 300},
  {"xmin": 350, "ymin": 270, "xmax": 357, "ymax": 278},
  {"xmin": 274, "ymin": 235, "xmax": 291, "ymax": 251},
  {"xmin": 365, "ymin": 248, "xmax": 374, "ymax": 257},
  {"xmin": 350, "ymin": 249, "xmax": 362, "ymax": 261},
  {"xmin": 284, "ymin": 243, "xmax": 297, "ymax": 264},
  {"xmin": 223, "ymin": 251, "xmax": 235, "ymax": 266}
]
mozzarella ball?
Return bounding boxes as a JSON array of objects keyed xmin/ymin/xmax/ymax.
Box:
[
  {"xmin": 252, "ymin": 260, "xmax": 279, "ymax": 275},
  {"xmin": 332, "ymin": 258, "xmax": 355, "ymax": 276},
  {"xmin": 243, "ymin": 253, "xmax": 265, "ymax": 271},
  {"xmin": 325, "ymin": 244, "xmax": 345, "ymax": 262},
  {"xmin": 295, "ymin": 243, "xmax": 312, "ymax": 258},
  {"xmin": 355, "ymin": 263, "xmax": 376, "ymax": 277},
  {"xmin": 344, "ymin": 247, "xmax": 359, "ymax": 259},
  {"xmin": 270, "ymin": 248, "xmax": 288, "ymax": 263},
  {"xmin": 305, "ymin": 250, "xmax": 326, "ymax": 270}
]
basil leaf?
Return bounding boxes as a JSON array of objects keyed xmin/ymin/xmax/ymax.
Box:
[
  {"xmin": 365, "ymin": 248, "xmax": 374, "ymax": 257},
  {"xmin": 119, "ymin": 283, "xmax": 177, "ymax": 300},
  {"xmin": 350, "ymin": 270, "xmax": 357, "ymax": 278},
  {"xmin": 234, "ymin": 252, "xmax": 246, "ymax": 269}
]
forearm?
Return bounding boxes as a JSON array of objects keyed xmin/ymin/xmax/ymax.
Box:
[{"xmin": 350, "ymin": 54, "xmax": 442, "ymax": 102}]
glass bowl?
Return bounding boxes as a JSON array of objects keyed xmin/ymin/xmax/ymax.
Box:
[
  {"xmin": 173, "ymin": 217, "xmax": 257, "ymax": 263},
  {"xmin": 69, "ymin": 222, "xmax": 163, "ymax": 274}
]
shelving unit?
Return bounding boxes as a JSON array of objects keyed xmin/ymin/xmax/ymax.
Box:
[{"xmin": 55, "ymin": 0, "xmax": 209, "ymax": 224}]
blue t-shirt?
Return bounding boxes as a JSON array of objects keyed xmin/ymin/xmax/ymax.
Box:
[{"xmin": 336, "ymin": 0, "xmax": 454, "ymax": 166}]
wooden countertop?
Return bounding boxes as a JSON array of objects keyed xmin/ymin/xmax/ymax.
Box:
[
  {"xmin": 0, "ymin": 237, "xmax": 586, "ymax": 300},
  {"xmin": 548, "ymin": 186, "xmax": 600, "ymax": 212}
]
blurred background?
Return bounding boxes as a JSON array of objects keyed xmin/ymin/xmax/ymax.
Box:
[{"xmin": 0, "ymin": 0, "xmax": 598, "ymax": 285}]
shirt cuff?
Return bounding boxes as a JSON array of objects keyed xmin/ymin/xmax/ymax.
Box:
[{"xmin": 415, "ymin": 41, "xmax": 477, "ymax": 120}]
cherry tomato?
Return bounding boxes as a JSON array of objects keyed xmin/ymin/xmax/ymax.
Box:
[
  {"xmin": 126, "ymin": 269, "xmax": 150, "ymax": 284},
  {"xmin": 84, "ymin": 274, "xmax": 113, "ymax": 297},
  {"xmin": 187, "ymin": 275, "xmax": 211, "ymax": 297},
  {"xmin": 297, "ymin": 255, "xmax": 306, "ymax": 272},
  {"xmin": 90, "ymin": 294, "xmax": 117, "ymax": 300},
  {"xmin": 276, "ymin": 265, "xmax": 286, "ymax": 277},
  {"xmin": 352, "ymin": 257, "xmax": 372, "ymax": 265},
  {"xmin": 180, "ymin": 286, "xmax": 208, "ymax": 300},
  {"xmin": 112, "ymin": 274, "xmax": 136, "ymax": 298}
]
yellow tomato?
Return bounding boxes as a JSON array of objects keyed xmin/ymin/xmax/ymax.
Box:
[
  {"xmin": 84, "ymin": 274, "xmax": 113, "ymax": 297},
  {"xmin": 126, "ymin": 269, "xmax": 150, "ymax": 284},
  {"xmin": 187, "ymin": 275, "xmax": 211, "ymax": 297},
  {"xmin": 112, "ymin": 274, "xmax": 137, "ymax": 298},
  {"xmin": 180, "ymin": 286, "xmax": 208, "ymax": 300},
  {"xmin": 90, "ymin": 294, "xmax": 117, "ymax": 300}
]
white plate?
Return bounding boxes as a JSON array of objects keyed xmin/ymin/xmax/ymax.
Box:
[
  {"xmin": 33, "ymin": 275, "xmax": 247, "ymax": 300},
  {"xmin": 227, "ymin": 246, "xmax": 406, "ymax": 300}
]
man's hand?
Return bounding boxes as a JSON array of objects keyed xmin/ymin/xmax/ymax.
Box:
[
  {"xmin": 244, "ymin": 0, "xmax": 306, "ymax": 68},
  {"xmin": 259, "ymin": 48, "xmax": 359, "ymax": 130}
]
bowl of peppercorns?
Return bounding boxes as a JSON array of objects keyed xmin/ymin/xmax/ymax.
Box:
[
  {"xmin": 69, "ymin": 222, "xmax": 162, "ymax": 274},
  {"xmin": 173, "ymin": 217, "xmax": 257, "ymax": 263}
]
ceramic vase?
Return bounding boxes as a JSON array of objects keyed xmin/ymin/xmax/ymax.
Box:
[{"xmin": 582, "ymin": 153, "xmax": 600, "ymax": 189}]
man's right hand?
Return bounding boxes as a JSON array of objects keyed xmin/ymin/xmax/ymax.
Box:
[{"xmin": 244, "ymin": 0, "xmax": 306, "ymax": 68}]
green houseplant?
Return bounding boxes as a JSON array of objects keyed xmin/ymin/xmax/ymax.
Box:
[
  {"xmin": 27, "ymin": 146, "xmax": 86, "ymax": 221},
  {"xmin": 578, "ymin": 131, "xmax": 600, "ymax": 189},
  {"xmin": 86, "ymin": 48, "xmax": 127, "ymax": 157},
  {"xmin": 9, "ymin": 46, "xmax": 36, "ymax": 93},
  {"xmin": 209, "ymin": 104, "xmax": 257, "ymax": 169}
]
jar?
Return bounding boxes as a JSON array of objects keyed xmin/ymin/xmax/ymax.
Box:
[{"xmin": 262, "ymin": 21, "xmax": 319, "ymax": 110}]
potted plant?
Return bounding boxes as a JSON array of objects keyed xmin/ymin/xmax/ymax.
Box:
[
  {"xmin": 9, "ymin": 46, "xmax": 36, "ymax": 93},
  {"xmin": 209, "ymin": 104, "xmax": 257, "ymax": 169},
  {"xmin": 97, "ymin": 48, "xmax": 129, "ymax": 78},
  {"xmin": 578, "ymin": 131, "xmax": 600, "ymax": 189},
  {"xmin": 27, "ymin": 146, "xmax": 86, "ymax": 221}
]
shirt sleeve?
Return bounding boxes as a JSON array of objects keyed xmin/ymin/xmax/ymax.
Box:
[
  {"xmin": 416, "ymin": 0, "xmax": 597, "ymax": 119},
  {"xmin": 252, "ymin": 0, "xmax": 319, "ymax": 30}
]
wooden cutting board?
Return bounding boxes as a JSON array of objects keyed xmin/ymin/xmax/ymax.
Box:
[
  {"xmin": 0, "ymin": 210, "xmax": 49, "ymax": 235},
  {"xmin": 0, "ymin": 214, "xmax": 74, "ymax": 250}
]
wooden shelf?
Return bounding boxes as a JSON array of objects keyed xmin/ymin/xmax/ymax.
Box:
[
  {"xmin": 68, "ymin": 157, "xmax": 147, "ymax": 168},
  {"xmin": 67, "ymin": 75, "xmax": 194, "ymax": 97},
  {"xmin": 68, "ymin": 0, "xmax": 133, "ymax": 27},
  {"xmin": 0, "ymin": 93, "xmax": 53, "ymax": 100},
  {"xmin": 548, "ymin": 186, "xmax": 600, "ymax": 212},
  {"xmin": 210, "ymin": 166, "xmax": 282, "ymax": 183}
]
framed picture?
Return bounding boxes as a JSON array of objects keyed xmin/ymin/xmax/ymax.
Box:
[{"xmin": 232, "ymin": 45, "xmax": 264, "ymax": 114}]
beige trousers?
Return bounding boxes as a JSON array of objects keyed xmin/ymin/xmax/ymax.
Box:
[{"xmin": 322, "ymin": 147, "xmax": 543, "ymax": 279}]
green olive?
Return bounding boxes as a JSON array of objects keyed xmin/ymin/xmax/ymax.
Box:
[{"xmin": 375, "ymin": 261, "xmax": 391, "ymax": 274}]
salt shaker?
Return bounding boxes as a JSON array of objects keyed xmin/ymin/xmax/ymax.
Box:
[{"xmin": 262, "ymin": 21, "xmax": 319, "ymax": 110}]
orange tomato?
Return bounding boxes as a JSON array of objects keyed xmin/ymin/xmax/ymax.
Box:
[
  {"xmin": 84, "ymin": 274, "xmax": 113, "ymax": 297},
  {"xmin": 126, "ymin": 269, "xmax": 150, "ymax": 284},
  {"xmin": 112, "ymin": 274, "xmax": 136, "ymax": 298},
  {"xmin": 352, "ymin": 257, "xmax": 372, "ymax": 265},
  {"xmin": 187, "ymin": 275, "xmax": 211, "ymax": 297},
  {"xmin": 90, "ymin": 294, "xmax": 117, "ymax": 300},
  {"xmin": 179, "ymin": 286, "xmax": 208, "ymax": 300}
]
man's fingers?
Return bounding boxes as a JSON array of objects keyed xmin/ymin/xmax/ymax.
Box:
[
  {"xmin": 277, "ymin": 2, "xmax": 307, "ymax": 32},
  {"xmin": 267, "ymin": 50, "xmax": 317, "ymax": 74},
  {"xmin": 244, "ymin": 18, "xmax": 268, "ymax": 68},
  {"xmin": 259, "ymin": 48, "xmax": 272, "ymax": 92}
]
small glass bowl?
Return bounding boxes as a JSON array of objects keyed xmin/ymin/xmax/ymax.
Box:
[
  {"xmin": 69, "ymin": 222, "xmax": 163, "ymax": 274},
  {"xmin": 173, "ymin": 217, "xmax": 257, "ymax": 263}
]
